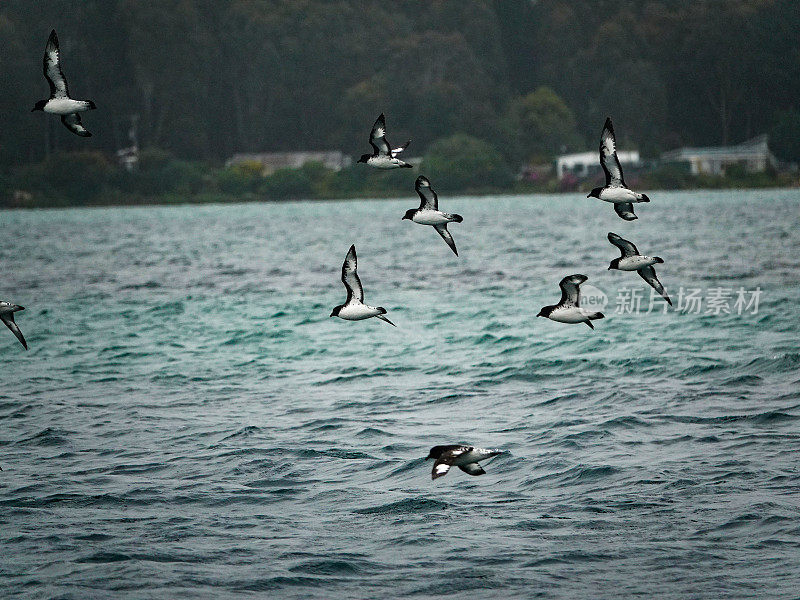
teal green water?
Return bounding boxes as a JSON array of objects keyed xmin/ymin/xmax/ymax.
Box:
[{"xmin": 1, "ymin": 190, "xmax": 799, "ymax": 598}]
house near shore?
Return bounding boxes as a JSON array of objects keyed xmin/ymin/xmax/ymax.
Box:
[
  {"xmin": 555, "ymin": 150, "xmax": 641, "ymax": 180},
  {"xmin": 660, "ymin": 135, "xmax": 776, "ymax": 175},
  {"xmin": 225, "ymin": 151, "xmax": 351, "ymax": 175}
]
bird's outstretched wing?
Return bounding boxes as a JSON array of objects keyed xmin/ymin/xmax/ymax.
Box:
[
  {"xmin": 60, "ymin": 113, "xmax": 91, "ymax": 137},
  {"xmin": 376, "ymin": 314, "xmax": 396, "ymax": 327},
  {"xmin": 458, "ymin": 463, "xmax": 486, "ymax": 476},
  {"xmin": 392, "ymin": 140, "xmax": 410, "ymax": 157},
  {"xmin": 600, "ymin": 117, "xmax": 625, "ymax": 187},
  {"xmin": 341, "ymin": 245, "xmax": 364, "ymax": 304},
  {"xmin": 613, "ymin": 202, "xmax": 637, "ymax": 221},
  {"xmin": 558, "ymin": 274, "xmax": 588, "ymax": 307},
  {"xmin": 639, "ymin": 266, "xmax": 672, "ymax": 306},
  {"xmin": 431, "ymin": 446, "xmax": 469, "ymax": 480},
  {"xmin": 607, "ymin": 232, "xmax": 638, "ymax": 257},
  {"xmin": 434, "ymin": 225, "xmax": 458, "ymax": 256},
  {"xmin": 1, "ymin": 313, "xmax": 27, "ymax": 350},
  {"xmin": 43, "ymin": 29, "xmax": 69, "ymax": 98},
  {"xmin": 415, "ymin": 176, "xmax": 438, "ymax": 210},
  {"xmin": 369, "ymin": 113, "xmax": 392, "ymax": 157}
]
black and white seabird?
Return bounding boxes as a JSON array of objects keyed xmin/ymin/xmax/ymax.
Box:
[
  {"xmin": 330, "ymin": 245, "xmax": 395, "ymax": 326},
  {"xmin": 426, "ymin": 445, "xmax": 501, "ymax": 480},
  {"xmin": 0, "ymin": 301, "xmax": 27, "ymax": 350},
  {"xmin": 357, "ymin": 113, "xmax": 412, "ymax": 169},
  {"xmin": 537, "ymin": 274, "xmax": 604, "ymax": 329},
  {"xmin": 607, "ymin": 232, "xmax": 672, "ymax": 305},
  {"xmin": 587, "ymin": 118, "xmax": 649, "ymax": 220},
  {"xmin": 32, "ymin": 30, "xmax": 96, "ymax": 137},
  {"xmin": 402, "ymin": 176, "xmax": 463, "ymax": 256}
]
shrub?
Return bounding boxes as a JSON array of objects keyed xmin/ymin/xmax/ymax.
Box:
[{"xmin": 261, "ymin": 167, "xmax": 313, "ymax": 199}]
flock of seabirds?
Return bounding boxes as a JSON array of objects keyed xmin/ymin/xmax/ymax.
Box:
[{"xmin": 3, "ymin": 30, "xmax": 673, "ymax": 480}]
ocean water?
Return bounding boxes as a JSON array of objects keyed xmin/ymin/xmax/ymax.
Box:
[{"xmin": 1, "ymin": 189, "xmax": 799, "ymax": 599}]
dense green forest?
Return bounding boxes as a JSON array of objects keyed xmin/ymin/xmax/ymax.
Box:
[{"xmin": 0, "ymin": 0, "xmax": 799, "ymax": 204}]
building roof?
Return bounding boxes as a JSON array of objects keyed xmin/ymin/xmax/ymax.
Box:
[
  {"xmin": 225, "ymin": 151, "xmax": 350, "ymax": 170},
  {"xmin": 556, "ymin": 150, "xmax": 640, "ymax": 167},
  {"xmin": 661, "ymin": 135, "xmax": 769, "ymax": 161}
]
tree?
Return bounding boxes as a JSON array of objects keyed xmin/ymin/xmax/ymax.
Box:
[
  {"xmin": 501, "ymin": 87, "xmax": 582, "ymax": 163},
  {"xmin": 770, "ymin": 110, "xmax": 800, "ymax": 162},
  {"xmin": 421, "ymin": 134, "xmax": 513, "ymax": 190}
]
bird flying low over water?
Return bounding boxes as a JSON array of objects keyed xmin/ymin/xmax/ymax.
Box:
[
  {"xmin": 330, "ymin": 245, "xmax": 395, "ymax": 326},
  {"xmin": 538, "ymin": 274, "xmax": 604, "ymax": 329},
  {"xmin": 0, "ymin": 301, "xmax": 28, "ymax": 350},
  {"xmin": 427, "ymin": 445, "xmax": 501, "ymax": 480},
  {"xmin": 32, "ymin": 30, "xmax": 96, "ymax": 137},
  {"xmin": 402, "ymin": 176, "xmax": 463, "ymax": 256},
  {"xmin": 607, "ymin": 232, "xmax": 672, "ymax": 306},
  {"xmin": 587, "ymin": 118, "xmax": 648, "ymax": 220},
  {"xmin": 357, "ymin": 113, "xmax": 412, "ymax": 169}
]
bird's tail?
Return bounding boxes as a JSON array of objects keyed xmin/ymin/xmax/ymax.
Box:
[
  {"xmin": 449, "ymin": 213, "xmax": 463, "ymax": 223},
  {"xmin": 654, "ymin": 256, "xmax": 664, "ymax": 263},
  {"xmin": 637, "ymin": 193, "xmax": 650, "ymax": 202},
  {"xmin": 401, "ymin": 163, "xmax": 413, "ymax": 168}
]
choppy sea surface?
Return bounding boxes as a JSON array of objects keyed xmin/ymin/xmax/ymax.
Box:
[{"xmin": 1, "ymin": 190, "xmax": 799, "ymax": 599}]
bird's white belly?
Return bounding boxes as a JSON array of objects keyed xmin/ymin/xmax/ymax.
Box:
[
  {"xmin": 337, "ymin": 304, "xmax": 380, "ymax": 320},
  {"xmin": 548, "ymin": 307, "xmax": 590, "ymax": 323},
  {"xmin": 599, "ymin": 187, "xmax": 636, "ymax": 203},
  {"xmin": 44, "ymin": 98, "xmax": 91, "ymax": 115},
  {"xmin": 412, "ymin": 211, "xmax": 449, "ymax": 226},
  {"xmin": 618, "ymin": 256, "xmax": 657, "ymax": 271},
  {"xmin": 453, "ymin": 449, "xmax": 497, "ymax": 466},
  {"xmin": 367, "ymin": 156, "xmax": 401, "ymax": 169}
]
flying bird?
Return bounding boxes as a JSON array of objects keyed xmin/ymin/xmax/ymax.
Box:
[
  {"xmin": 607, "ymin": 232, "xmax": 672, "ymax": 305},
  {"xmin": 537, "ymin": 274, "xmax": 604, "ymax": 329},
  {"xmin": 32, "ymin": 30, "xmax": 96, "ymax": 137},
  {"xmin": 357, "ymin": 113, "xmax": 412, "ymax": 169},
  {"xmin": 426, "ymin": 445, "xmax": 501, "ymax": 480},
  {"xmin": 330, "ymin": 245, "xmax": 395, "ymax": 326},
  {"xmin": 402, "ymin": 176, "xmax": 463, "ymax": 256},
  {"xmin": 587, "ymin": 118, "xmax": 649, "ymax": 220},
  {"xmin": 0, "ymin": 301, "xmax": 28, "ymax": 350}
]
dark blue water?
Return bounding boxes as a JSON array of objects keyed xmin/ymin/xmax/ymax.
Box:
[{"xmin": 1, "ymin": 190, "xmax": 799, "ymax": 598}]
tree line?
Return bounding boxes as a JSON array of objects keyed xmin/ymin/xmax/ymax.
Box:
[{"xmin": 0, "ymin": 0, "xmax": 798, "ymax": 172}]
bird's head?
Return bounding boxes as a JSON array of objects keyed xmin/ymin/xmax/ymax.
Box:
[
  {"xmin": 330, "ymin": 306, "xmax": 341, "ymax": 318},
  {"xmin": 0, "ymin": 302, "xmax": 22, "ymax": 314},
  {"xmin": 426, "ymin": 446, "xmax": 448, "ymax": 461},
  {"xmin": 587, "ymin": 187, "xmax": 603, "ymax": 199},
  {"xmin": 402, "ymin": 209, "xmax": 415, "ymax": 221},
  {"xmin": 31, "ymin": 100, "xmax": 47, "ymax": 112},
  {"xmin": 536, "ymin": 306, "xmax": 551, "ymax": 318},
  {"xmin": 608, "ymin": 258, "xmax": 619, "ymax": 270},
  {"xmin": 357, "ymin": 154, "xmax": 370, "ymax": 164}
]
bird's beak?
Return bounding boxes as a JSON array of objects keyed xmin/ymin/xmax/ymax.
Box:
[
  {"xmin": 401, "ymin": 215, "xmax": 409, "ymax": 220},
  {"xmin": 586, "ymin": 193, "xmax": 592, "ymax": 198},
  {"xmin": 425, "ymin": 456, "xmax": 430, "ymax": 460},
  {"xmin": 607, "ymin": 266, "xmax": 611, "ymax": 270}
]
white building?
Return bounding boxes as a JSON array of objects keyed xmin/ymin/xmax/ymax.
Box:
[
  {"xmin": 556, "ymin": 150, "xmax": 640, "ymax": 180},
  {"xmin": 225, "ymin": 151, "xmax": 351, "ymax": 175},
  {"xmin": 660, "ymin": 135, "xmax": 775, "ymax": 175}
]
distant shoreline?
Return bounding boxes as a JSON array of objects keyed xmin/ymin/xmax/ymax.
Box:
[{"xmin": 3, "ymin": 185, "xmax": 799, "ymax": 212}]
